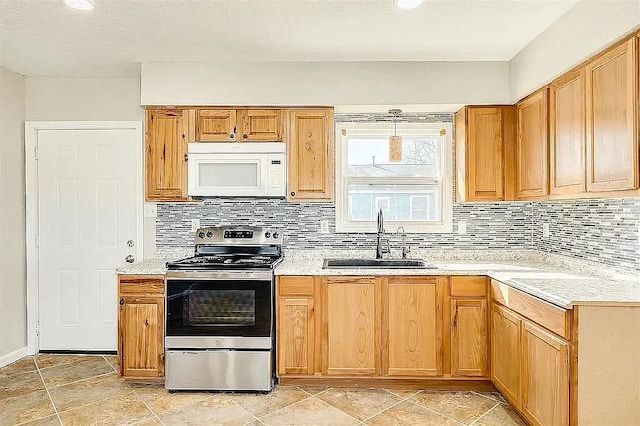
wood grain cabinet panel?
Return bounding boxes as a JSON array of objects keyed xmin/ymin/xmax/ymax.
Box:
[
  {"xmin": 521, "ymin": 321, "xmax": 570, "ymax": 426},
  {"xmin": 516, "ymin": 89, "xmax": 549, "ymax": 200},
  {"xmin": 118, "ymin": 276, "xmax": 165, "ymax": 380},
  {"xmin": 455, "ymin": 107, "xmax": 505, "ymax": 201},
  {"xmin": 490, "ymin": 302, "xmax": 522, "ymax": 407},
  {"xmin": 585, "ymin": 37, "xmax": 639, "ymax": 192},
  {"xmin": 451, "ymin": 299, "xmax": 488, "ymax": 377},
  {"xmin": 323, "ymin": 277, "xmax": 379, "ymax": 376},
  {"xmin": 287, "ymin": 108, "xmax": 334, "ymax": 202},
  {"xmin": 384, "ymin": 277, "xmax": 442, "ymax": 377},
  {"xmin": 278, "ymin": 298, "xmax": 315, "ymax": 375},
  {"xmin": 145, "ymin": 109, "xmax": 188, "ymax": 201},
  {"xmin": 239, "ymin": 109, "xmax": 282, "ymax": 142},
  {"xmin": 550, "ymin": 70, "xmax": 586, "ymax": 195},
  {"xmin": 195, "ymin": 109, "xmax": 237, "ymax": 142}
]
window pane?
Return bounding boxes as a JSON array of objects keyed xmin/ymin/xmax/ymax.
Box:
[
  {"xmin": 347, "ymin": 183, "xmax": 439, "ymax": 222},
  {"xmin": 347, "ymin": 137, "xmax": 439, "ymax": 177}
]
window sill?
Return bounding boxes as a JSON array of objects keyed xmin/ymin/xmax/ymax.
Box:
[{"xmin": 335, "ymin": 222, "xmax": 453, "ymax": 234}]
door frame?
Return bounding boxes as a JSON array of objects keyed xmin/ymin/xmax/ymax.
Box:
[{"xmin": 25, "ymin": 121, "xmax": 144, "ymax": 354}]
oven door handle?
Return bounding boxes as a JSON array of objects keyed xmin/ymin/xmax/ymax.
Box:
[{"xmin": 165, "ymin": 270, "xmax": 273, "ymax": 281}]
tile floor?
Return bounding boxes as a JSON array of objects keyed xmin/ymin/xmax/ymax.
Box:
[{"xmin": 0, "ymin": 355, "xmax": 526, "ymax": 425}]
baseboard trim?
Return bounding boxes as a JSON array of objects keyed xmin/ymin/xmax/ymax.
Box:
[{"xmin": 0, "ymin": 346, "xmax": 29, "ymax": 368}]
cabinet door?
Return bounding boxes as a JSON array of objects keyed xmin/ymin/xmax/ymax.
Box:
[
  {"xmin": 145, "ymin": 109, "xmax": 188, "ymax": 201},
  {"xmin": 490, "ymin": 303, "xmax": 521, "ymax": 406},
  {"xmin": 467, "ymin": 107, "xmax": 505, "ymax": 201},
  {"xmin": 451, "ymin": 299, "xmax": 488, "ymax": 377},
  {"xmin": 277, "ymin": 298, "xmax": 315, "ymax": 376},
  {"xmin": 521, "ymin": 321, "xmax": 570, "ymax": 426},
  {"xmin": 324, "ymin": 277, "xmax": 378, "ymax": 376},
  {"xmin": 385, "ymin": 277, "xmax": 442, "ymax": 377},
  {"xmin": 550, "ymin": 70, "xmax": 586, "ymax": 195},
  {"xmin": 195, "ymin": 109, "xmax": 237, "ymax": 142},
  {"xmin": 118, "ymin": 294, "xmax": 165, "ymax": 379},
  {"xmin": 516, "ymin": 89, "xmax": 549, "ymax": 199},
  {"xmin": 239, "ymin": 109, "xmax": 282, "ymax": 142},
  {"xmin": 585, "ymin": 37, "xmax": 638, "ymax": 192},
  {"xmin": 288, "ymin": 109, "xmax": 334, "ymax": 202}
]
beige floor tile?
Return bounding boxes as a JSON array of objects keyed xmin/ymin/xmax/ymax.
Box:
[
  {"xmin": 34, "ymin": 355, "xmax": 97, "ymax": 371},
  {"xmin": 297, "ymin": 386, "xmax": 330, "ymax": 396},
  {"xmin": 58, "ymin": 393, "xmax": 153, "ymax": 426},
  {"xmin": 316, "ymin": 387, "xmax": 402, "ymax": 421},
  {"xmin": 0, "ymin": 370, "xmax": 45, "ymax": 401},
  {"xmin": 0, "ymin": 389, "xmax": 56, "ymax": 426},
  {"xmin": 471, "ymin": 391, "xmax": 507, "ymax": 404},
  {"xmin": 40, "ymin": 357, "xmax": 113, "ymax": 389},
  {"xmin": 411, "ymin": 391, "xmax": 498, "ymax": 425},
  {"xmin": 260, "ymin": 397, "xmax": 359, "ymax": 426},
  {"xmin": 0, "ymin": 357, "xmax": 38, "ymax": 375},
  {"xmin": 228, "ymin": 386, "xmax": 309, "ymax": 417},
  {"xmin": 17, "ymin": 414, "xmax": 62, "ymax": 426},
  {"xmin": 104, "ymin": 355, "xmax": 119, "ymax": 372},
  {"xmin": 132, "ymin": 383, "xmax": 228, "ymax": 415},
  {"xmin": 366, "ymin": 400, "xmax": 462, "ymax": 425},
  {"xmin": 159, "ymin": 398, "xmax": 255, "ymax": 426},
  {"xmin": 49, "ymin": 372, "xmax": 133, "ymax": 412},
  {"xmin": 384, "ymin": 388, "xmax": 422, "ymax": 398},
  {"xmin": 473, "ymin": 404, "xmax": 526, "ymax": 426},
  {"xmin": 131, "ymin": 417, "xmax": 163, "ymax": 425}
]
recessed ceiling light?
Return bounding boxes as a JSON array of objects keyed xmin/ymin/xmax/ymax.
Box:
[
  {"xmin": 396, "ymin": 0, "xmax": 423, "ymax": 9},
  {"xmin": 64, "ymin": 0, "xmax": 95, "ymax": 11}
]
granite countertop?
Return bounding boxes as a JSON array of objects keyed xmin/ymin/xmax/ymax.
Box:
[{"xmin": 118, "ymin": 249, "xmax": 640, "ymax": 309}]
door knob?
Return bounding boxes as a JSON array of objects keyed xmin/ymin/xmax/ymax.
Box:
[
  {"xmin": 125, "ymin": 255, "xmax": 135, "ymax": 263},
  {"xmin": 127, "ymin": 240, "xmax": 135, "ymax": 248}
]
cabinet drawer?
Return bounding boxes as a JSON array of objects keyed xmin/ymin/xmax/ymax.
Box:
[
  {"xmin": 490, "ymin": 279, "xmax": 571, "ymax": 340},
  {"xmin": 119, "ymin": 276, "xmax": 164, "ymax": 295},
  {"xmin": 450, "ymin": 276, "xmax": 487, "ymax": 297},
  {"xmin": 278, "ymin": 276, "xmax": 314, "ymax": 296}
]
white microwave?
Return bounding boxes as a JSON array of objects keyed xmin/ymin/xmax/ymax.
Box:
[{"xmin": 187, "ymin": 142, "xmax": 286, "ymax": 197}]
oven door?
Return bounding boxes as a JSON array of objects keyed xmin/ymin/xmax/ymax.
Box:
[{"xmin": 165, "ymin": 271, "xmax": 273, "ymax": 349}]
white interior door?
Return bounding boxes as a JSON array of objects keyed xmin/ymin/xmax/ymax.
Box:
[{"xmin": 37, "ymin": 127, "xmax": 140, "ymax": 351}]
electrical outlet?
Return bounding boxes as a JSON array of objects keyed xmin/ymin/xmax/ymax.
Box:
[
  {"xmin": 543, "ymin": 223, "xmax": 550, "ymax": 238},
  {"xmin": 191, "ymin": 219, "xmax": 201, "ymax": 232},
  {"xmin": 144, "ymin": 203, "xmax": 157, "ymax": 218},
  {"xmin": 320, "ymin": 220, "xmax": 329, "ymax": 234},
  {"xmin": 457, "ymin": 220, "xmax": 467, "ymax": 235}
]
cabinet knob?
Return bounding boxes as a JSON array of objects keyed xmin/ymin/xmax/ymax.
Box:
[
  {"xmin": 119, "ymin": 298, "xmax": 124, "ymax": 306},
  {"xmin": 243, "ymin": 134, "xmax": 248, "ymax": 139},
  {"xmin": 290, "ymin": 191, "xmax": 296, "ymax": 196},
  {"xmin": 229, "ymin": 133, "xmax": 235, "ymax": 139}
]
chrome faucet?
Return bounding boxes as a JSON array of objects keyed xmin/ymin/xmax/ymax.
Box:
[
  {"xmin": 396, "ymin": 226, "xmax": 411, "ymax": 259},
  {"xmin": 376, "ymin": 209, "xmax": 390, "ymax": 259}
]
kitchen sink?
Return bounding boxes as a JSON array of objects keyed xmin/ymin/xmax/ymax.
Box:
[{"xmin": 322, "ymin": 258, "xmax": 437, "ymax": 269}]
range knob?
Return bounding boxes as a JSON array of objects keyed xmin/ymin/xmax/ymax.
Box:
[
  {"xmin": 273, "ymin": 232, "xmax": 279, "ymax": 239},
  {"xmin": 206, "ymin": 231, "xmax": 214, "ymax": 238},
  {"xmin": 264, "ymin": 231, "xmax": 271, "ymax": 238},
  {"xmin": 198, "ymin": 231, "xmax": 205, "ymax": 238}
]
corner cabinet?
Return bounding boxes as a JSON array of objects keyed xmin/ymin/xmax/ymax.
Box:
[
  {"xmin": 516, "ymin": 88, "xmax": 549, "ymax": 200},
  {"xmin": 455, "ymin": 106, "xmax": 516, "ymax": 202},
  {"xmin": 145, "ymin": 109, "xmax": 188, "ymax": 201},
  {"xmin": 585, "ymin": 37, "xmax": 639, "ymax": 192},
  {"xmin": 118, "ymin": 275, "xmax": 165, "ymax": 381},
  {"xmin": 287, "ymin": 108, "xmax": 335, "ymax": 202}
]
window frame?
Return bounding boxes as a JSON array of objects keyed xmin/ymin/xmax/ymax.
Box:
[{"xmin": 335, "ymin": 122, "xmax": 453, "ymax": 234}]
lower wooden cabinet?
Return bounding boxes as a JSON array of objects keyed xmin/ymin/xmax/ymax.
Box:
[
  {"xmin": 277, "ymin": 297, "xmax": 315, "ymax": 376},
  {"xmin": 490, "ymin": 302, "xmax": 522, "ymax": 405},
  {"xmin": 451, "ymin": 299, "xmax": 488, "ymax": 377},
  {"xmin": 118, "ymin": 275, "xmax": 165, "ymax": 380}
]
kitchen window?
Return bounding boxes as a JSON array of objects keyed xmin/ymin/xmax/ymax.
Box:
[{"xmin": 335, "ymin": 122, "xmax": 453, "ymax": 233}]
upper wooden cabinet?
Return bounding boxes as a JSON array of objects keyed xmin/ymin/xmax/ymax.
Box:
[
  {"xmin": 239, "ymin": 109, "xmax": 283, "ymax": 142},
  {"xmin": 195, "ymin": 109, "xmax": 237, "ymax": 142},
  {"xmin": 384, "ymin": 277, "xmax": 443, "ymax": 377},
  {"xmin": 585, "ymin": 37, "xmax": 639, "ymax": 192},
  {"xmin": 145, "ymin": 109, "xmax": 188, "ymax": 201},
  {"xmin": 455, "ymin": 106, "xmax": 516, "ymax": 202},
  {"xmin": 516, "ymin": 88, "xmax": 549, "ymax": 200},
  {"xmin": 549, "ymin": 70, "xmax": 586, "ymax": 196},
  {"xmin": 287, "ymin": 108, "xmax": 335, "ymax": 202}
]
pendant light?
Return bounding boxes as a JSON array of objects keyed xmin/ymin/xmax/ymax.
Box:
[{"xmin": 389, "ymin": 109, "xmax": 403, "ymax": 162}]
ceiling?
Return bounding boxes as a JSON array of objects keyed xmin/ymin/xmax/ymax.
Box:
[{"xmin": 0, "ymin": 0, "xmax": 579, "ymax": 77}]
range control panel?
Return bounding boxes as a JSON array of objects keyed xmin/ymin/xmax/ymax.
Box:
[{"xmin": 195, "ymin": 226, "xmax": 282, "ymax": 245}]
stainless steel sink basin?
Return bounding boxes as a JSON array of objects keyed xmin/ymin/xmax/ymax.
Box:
[{"xmin": 322, "ymin": 258, "xmax": 437, "ymax": 269}]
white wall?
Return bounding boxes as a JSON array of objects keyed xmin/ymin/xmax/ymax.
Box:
[
  {"xmin": 25, "ymin": 77, "xmax": 156, "ymax": 258},
  {"xmin": 141, "ymin": 61, "xmax": 511, "ymax": 106},
  {"xmin": 0, "ymin": 66, "xmax": 27, "ymax": 362},
  {"xmin": 510, "ymin": 0, "xmax": 640, "ymax": 102}
]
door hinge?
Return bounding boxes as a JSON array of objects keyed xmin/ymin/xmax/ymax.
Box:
[
  {"xmin": 35, "ymin": 235, "xmax": 40, "ymax": 248},
  {"xmin": 34, "ymin": 146, "xmax": 39, "ymax": 160},
  {"xmin": 35, "ymin": 323, "xmax": 40, "ymax": 336}
]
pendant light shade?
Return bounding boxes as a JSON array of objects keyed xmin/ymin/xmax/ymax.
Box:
[{"xmin": 389, "ymin": 109, "xmax": 403, "ymax": 162}]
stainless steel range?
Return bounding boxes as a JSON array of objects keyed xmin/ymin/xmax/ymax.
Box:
[{"xmin": 164, "ymin": 226, "xmax": 283, "ymax": 392}]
